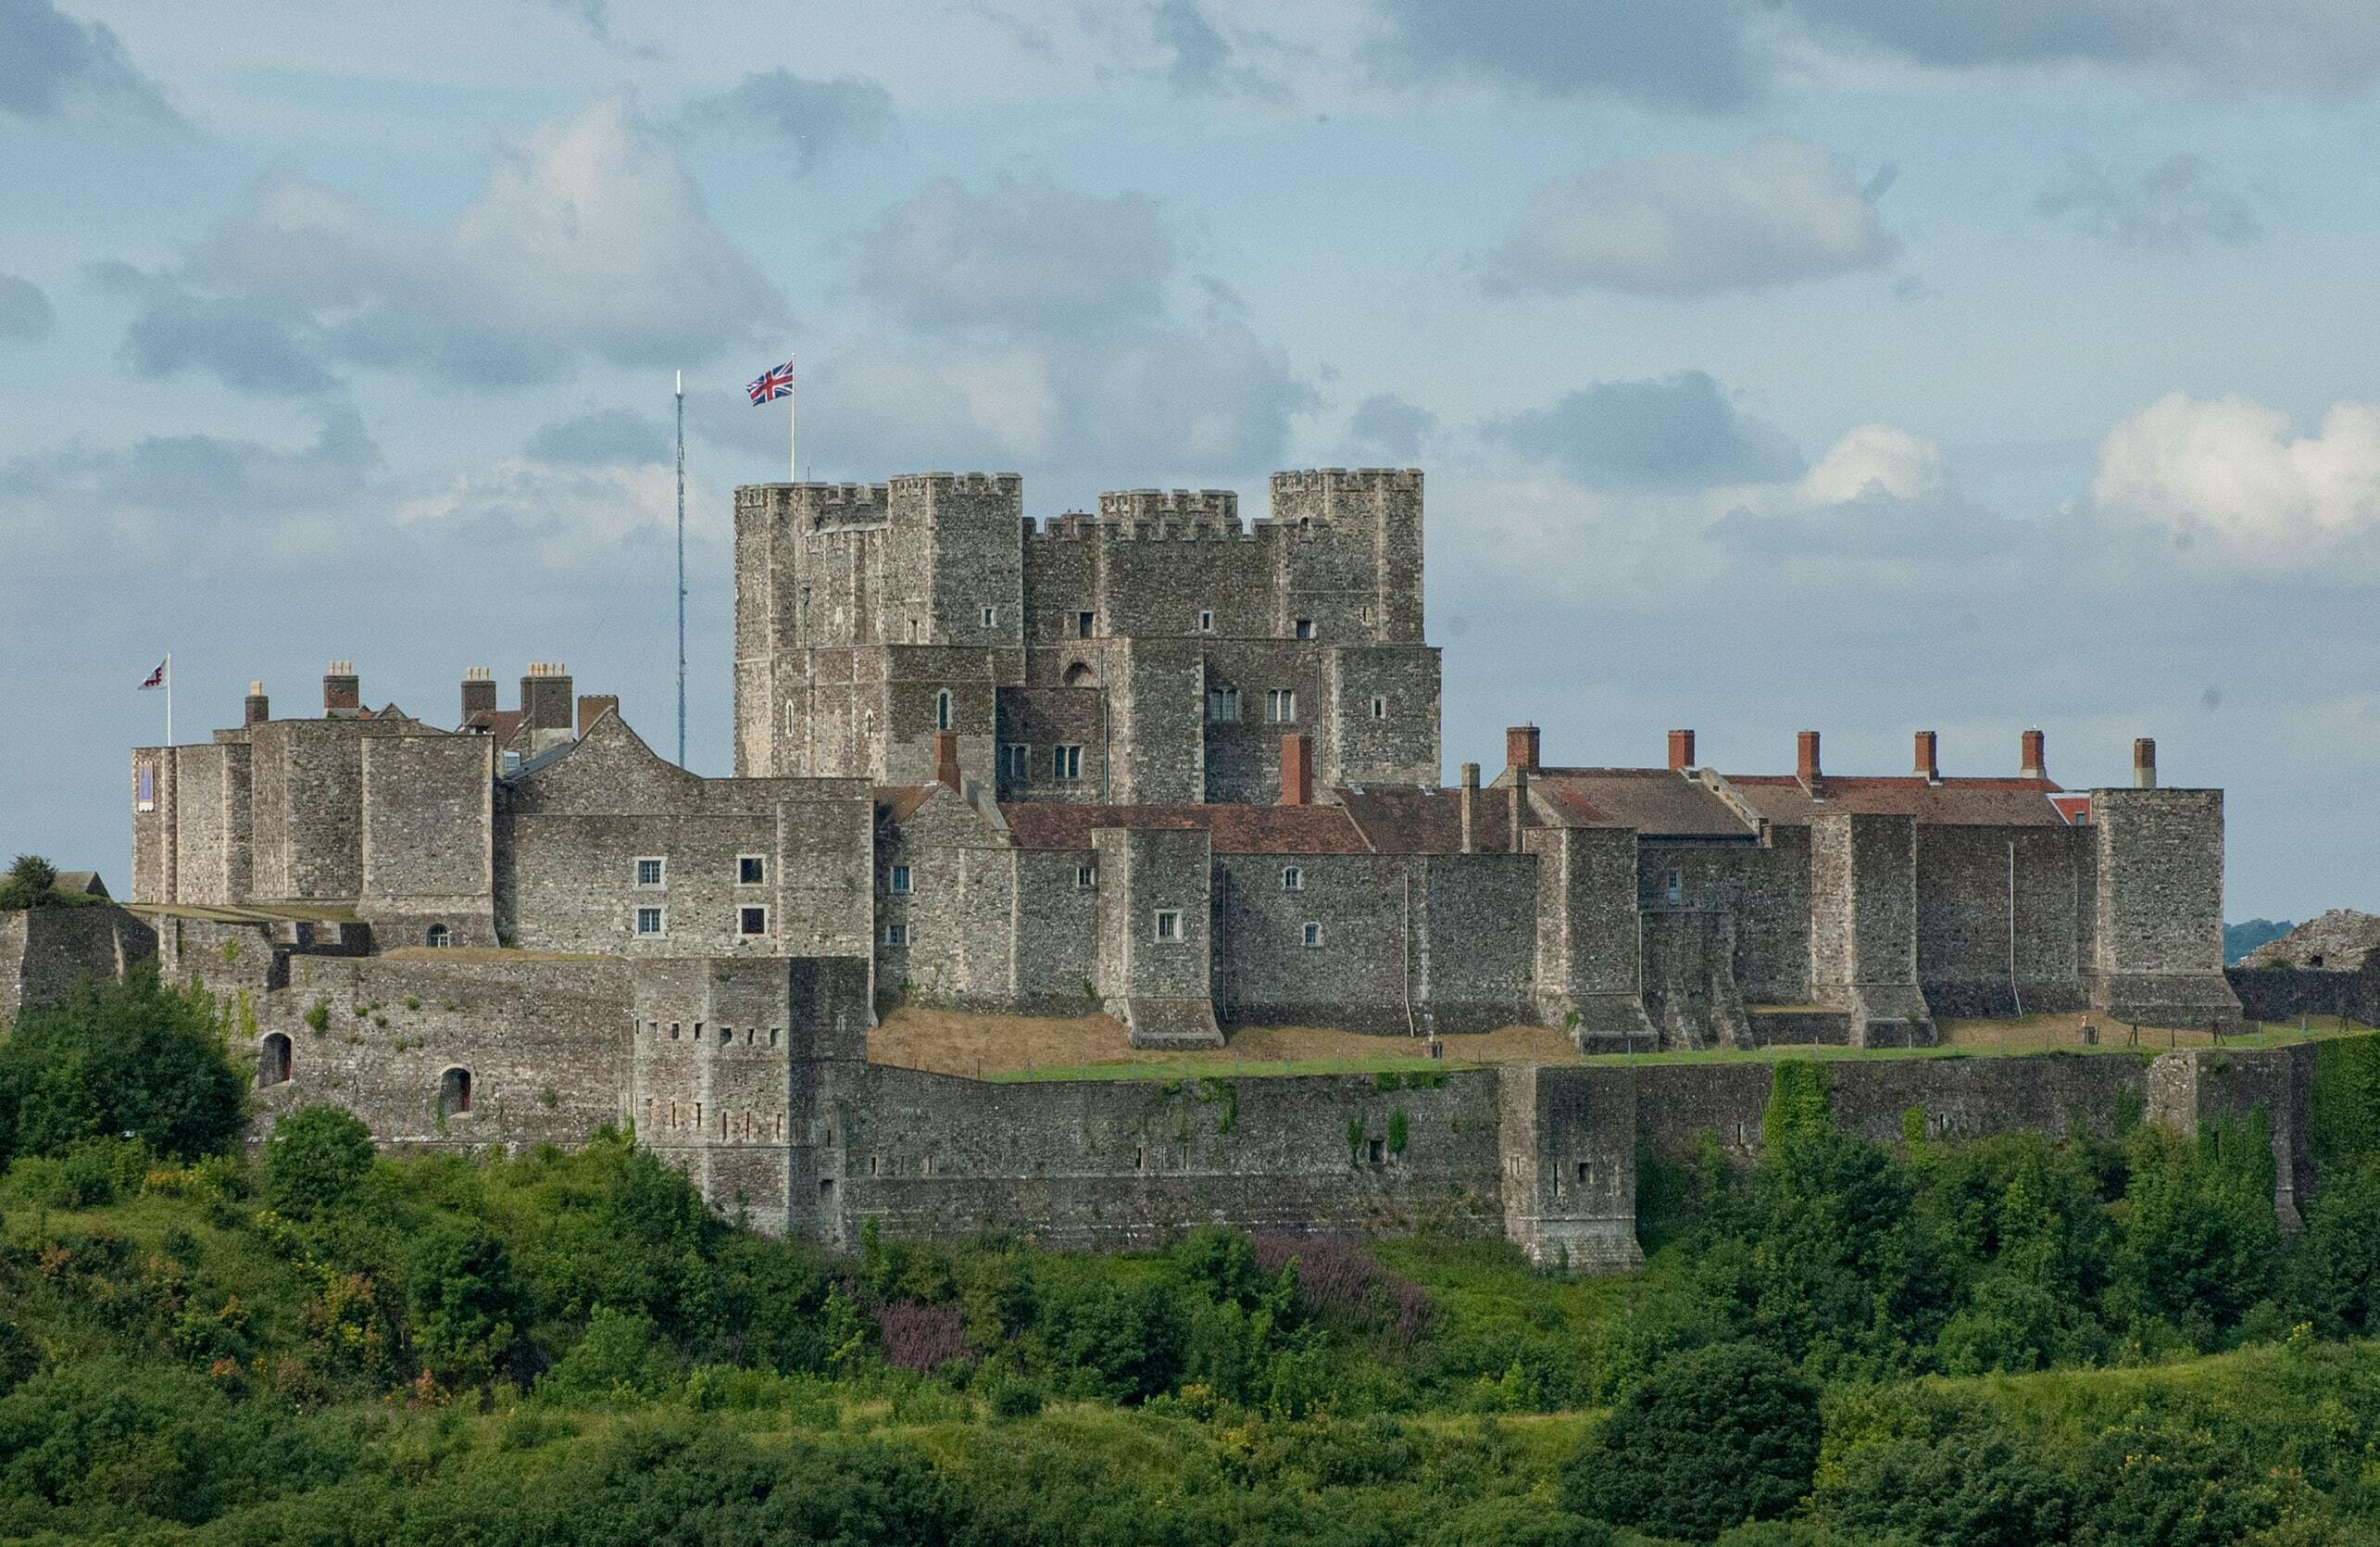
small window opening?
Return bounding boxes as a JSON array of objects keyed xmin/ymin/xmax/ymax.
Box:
[
  {"xmin": 635, "ymin": 906, "xmax": 664, "ymax": 937},
  {"xmin": 1197, "ymin": 609, "xmax": 1214, "ymax": 633},
  {"xmin": 885, "ymin": 923, "xmax": 908, "ymax": 947},
  {"xmin": 981, "ymin": 605, "xmax": 996, "ymax": 627},
  {"xmin": 1134, "ymin": 1145, "xmax": 1146, "ymax": 1171},
  {"xmin": 1076, "ymin": 863, "xmax": 1096, "ymax": 890},
  {"xmin": 636, "ymin": 857, "xmax": 665, "ymax": 887},
  {"xmin": 739, "ymin": 906, "xmax": 768, "ymax": 937},
  {"xmin": 1282, "ymin": 865, "xmax": 1303, "ymax": 891},
  {"xmin": 1076, "ymin": 610, "xmax": 1095, "ymax": 638},
  {"xmin": 935, "ymin": 690, "xmax": 951, "ymax": 731},
  {"xmin": 1575, "ymin": 1161, "xmax": 1592, "ymax": 1183},
  {"xmin": 1053, "ymin": 745, "xmax": 1082, "ymax": 781},
  {"xmin": 437, "ymin": 1067, "xmax": 472, "ymax": 1119},
  {"xmin": 1154, "ymin": 909, "xmax": 1182, "ymax": 942},
  {"xmin": 890, "ymin": 864, "xmax": 912, "ymax": 894},
  {"xmin": 136, "ymin": 764, "xmax": 157, "ymax": 812},
  {"xmin": 1207, "ymin": 686, "xmax": 1240, "ymax": 723},
  {"xmin": 1302, "ymin": 922, "xmax": 1322, "ymax": 949},
  {"xmin": 739, "ymin": 855, "xmax": 765, "ymax": 885},
  {"xmin": 425, "ymin": 923, "xmax": 451, "ymax": 948},
  {"xmin": 1370, "ymin": 696, "xmax": 1386, "ymax": 721},
  {"xmin": 259, "ymin": 1033, "xmax": 292, "ymax": 1086},
  {"xmin": 1295, "ymin": 618, "xmax": 1314, "ymax": 639},
  {"xmin": 1366, "ymin": 1138, "xmax": 1384, "ymax": 1164},
  {"xmin": 1664, "ymin": 869, "xmax": 1683, "ymax": 907}
]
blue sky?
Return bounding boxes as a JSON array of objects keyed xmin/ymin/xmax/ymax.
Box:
[{"xmin": 4, "ymin": 0, "xmax": 2377, "ymax": 920}]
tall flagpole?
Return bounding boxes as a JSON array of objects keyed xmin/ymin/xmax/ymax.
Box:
[
  {"xmin": 164, "ymin": 652, "xmax": 172, "ymax": 748},
  {"xmin": 788, "ymin": 353, "xmax": 797, "ymax": 483},
  {"xmin": 675, "ymin": 371, "xmax": 687, "ymax": 769}
]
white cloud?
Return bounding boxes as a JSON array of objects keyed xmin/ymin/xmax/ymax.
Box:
[
  {"xmin": 1793, "ymin": 424, "xmax": 1943, "ymax": 504},
  {"xmin": 1486, "ymin": 136, "xmax": 1898, "ymax": 298},
  {"xmin": 2093, "ymin": 394, "xmax": 2380, "ymax": 562}
]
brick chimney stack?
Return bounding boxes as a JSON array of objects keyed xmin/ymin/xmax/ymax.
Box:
[
  {"xmin": 2021, "ymin": 728, "xmax": 2047, "ymax": 780},
  {"xmin": 460, "ymin": 666, "xmax": 496, "ymax": 723},
  {"xmin": 1797, "ymin": 730, "xmax": 1823, "ymax": 794},
  {"xmin": 244, "ymin": 681, "xmax": 270, "ymax": 726},
  {"xmin": 322, "ymin": 660, "xmax": 359, "ymax": 713},
  {"xmin": 933, "ymin": 730, "xmax": 962, "ymax": 791},
  {"xmin": 1914, "ymin": 730, "xmax": 1939, "ymax": 783},
  {"xmin": 577, "ymin": 695, "xmax": 620, "ymax": 737},
  {"xmin": 1668, "ymin": 729, "xmax": 1696, "ymax": 773},
  {"xmin": 2134, "ymin": 737, "xmax": 2158, "ymax": 789},
  {"xmin": 1279, "ymin": 734, "xmax": 1314, "ymax": 806},
  {"xmin": 1506, "ymin": 723, "xmax": 1541, "ymax": 776},
  {"xmin": 1459, "ymin": 761, "xmax": 1480, "ymax": 852},
  {"xmin": 520, "ymin": 662, "xmax": 574, "ymax": 734}
]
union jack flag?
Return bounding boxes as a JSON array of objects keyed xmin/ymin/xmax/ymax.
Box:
[
  {"xmin": 746, "ymin": 359, "xmax": 795, "ymax": 405},
  {"xmin": 138, "ymin": 660, "xmax": 167, "ymax": 691}
]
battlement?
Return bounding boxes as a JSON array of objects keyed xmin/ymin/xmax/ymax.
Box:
[
  {"xmin": 1028, "ymin": 505, "xmax": 1254, "ymax": 543},
  {"xmin": 1096, "ymin": 488, "xmax": 1241, "ymax": 524},
  {"xmin": 886, "ymin": 472, "xmax": 1023, "ymax": 497},
  {"xmin": 1269, "ymin": 467, "xmax": 1422, "ymax": 500}
]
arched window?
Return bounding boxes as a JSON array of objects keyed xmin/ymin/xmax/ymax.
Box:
[
  {"xmin": 425, "ymin": 924, "xmax": 451, "ymax": 949},
  {"xmin": 935, "ymin": 690, "xmax": 952, "ymax": 731},
  {"xmin": 1063, "ymin": 661, "xmax": 1095, "ymax": 687},
  {"xmin": 259, "ymin": 1033, "xmax": 292, "ymax": 1086},
  {"xmin": 438, "ymin": 1067, "xmax": 472, "ymax": 1119}
]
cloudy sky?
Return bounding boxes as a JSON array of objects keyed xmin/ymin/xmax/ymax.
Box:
[{"xmin": 3, "ymin": 0, "xmax": 2376, "ymax": 920}]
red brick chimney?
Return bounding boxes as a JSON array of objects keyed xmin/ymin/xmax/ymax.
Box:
[
  {"xmin": 1280, "ymin": 734, "xmax": 1314, "ymax": 806},
  {"xmin": 2021, "ymin": 728, "xmax": 2047, "ymax": 780},
  {"xmin": 1913, "ymin": 730, "xmax": 1938, "ymax": 783},
  {"xmin": 1667, "ymin": 728, "xmax": 1696, "ymax": 773},
  {"xmin": 1797, "ymin": 730, "xmax": 1823, "ymax": 793},
  {"xmin": 1506, "ymin": 723, "xmax": 1541, "ymax": 775},
  {"xmin": 322, "ymin": 660, "xmax": 359, "ymax": 713},
  {"xmin": 577, "ymin": 695, "xmax": 620, "ymax": 737},
  {"xmin": 933, "ymin": 730, "xmax": 962, "ymax": 790},
  {"xmin": 2134, "ymin": 736, "xmax": 2157, "ymax": 789},
  {"xmin": 244, "ymin": 681, "xmax": 270, "ymax": 726}
]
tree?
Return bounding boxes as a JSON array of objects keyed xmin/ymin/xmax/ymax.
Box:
[
  {"xmin": 261, "ymin": 1105, "xmax": 378, "ymax": 1220},
  {"xmin": 404, "ymin": 1218, "xmax": 524, "ymax": 1388},
  {"xmin": 1563, "ymin": 1341, "xmax": 1822, "ymax": 1541},
  {"xmin": 0, "ymin": 854, "xmax": 57, "ymax": 910},
  {"xmin": 0, "ymin": 962, "xmax": 244, "ymax": 1166}
]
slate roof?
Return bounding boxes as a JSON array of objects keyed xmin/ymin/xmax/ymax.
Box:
[
  {"xmin": 1335, "ymin": 787, "xmax": 1527, "ymax": 853},
  {"xmin": 1723, "ymin": 774, "xmax": 2069, "ymax": 827},
  {"xmin": 998, "ymin": 802, "xmax": 1369, "ymax": 854}
]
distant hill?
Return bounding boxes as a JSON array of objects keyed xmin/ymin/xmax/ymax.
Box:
[{"xmin": 2225, "ymin": 919, "xmax": 2295, "ymax": 963}]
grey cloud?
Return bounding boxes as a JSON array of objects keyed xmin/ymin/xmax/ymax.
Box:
[
  {"xmin": 0, "ymin": 274, "xmax": 54, "ymax": 340},
  {"xmin": 1346, "ymin": 394, "xmax": 1437, "ymax": 462},
  {"xmin": 1, "ymin": 409, "xmax": 378, "ymax": 517},
  {"xmin": 689, "ymin": 69, "xmax": 896, "ymax": 171},
  {"xmin": 105, "ymin": 270, "xmax": 340, "ymax": 395},
  {"xmin": 846, "ymin": 173, "xmax": 1177, "ymax": 335},
  {"xmin": 1483, "ymin": 371, "xmax": 1802, "ymax": 486},
  {"xmin": 2037, "ymin": 154, "xmax": 2260, "ymax": 254},
  {"xmin": 1374, "ymin": 0, "xmax": 1766, "ymax": 114},
  {"xmin": 1703, "ymin": 484, "xmax": 2016, "ymax": 562},
  {"xmin": 528, "ymin": 408, "xmax": 672, "ymax": 467},
  {"xmin": 1486, "ymin": 136, "xmax": 1897, "ymax": 298},
  {"xmin": 0, "ymin": 0, "xmax": 179, "ymax": 125},
  {"xmin": 1157, "ymin": 0, "xmax": 1230, "ymax": 92}
]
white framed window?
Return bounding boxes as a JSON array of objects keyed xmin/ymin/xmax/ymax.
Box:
[
  {"xmin": 935, "ymin": 690, "xmax": 952, "ymax": 731},
  {"xmin": 1207, "ymin": 687, "xmax": 1239, "ymax": 723},
  {"xmin": 1053, "ymin": 745, "xmax": 1082, "ymax": 781},
  {"xmin": 1075, "ymin": 863, "xmax": 1096, "ymax": 890},
  {"xmin": 425, "ymin": 924, "xmax": 451, "ymax": 948},
  {"xmin": 635, "ymin": 906, "xmax": 665, "ymax": 937},
  {"xmin": 884, "ymin": 923, "xmax": 908, "ymax": 947},
  {"xmin": 738, "ymin": 855, "xmax": 765, "ymax": 885},
  {"xmin": 981, "ymin": 605, "xmax": 996, "ymax": 627},
  {"xmin": 1664, "ymin": 869, "xmax": 1684, "ymax": 906},
  {"xmin": 1371, "ymin": 696, "xmax": 1387, "ymax": 720},
  {"xmin": 783, "ymin": 701, "xmax": 796, "ymax": 736},
  {"xmin": 738, "ymin": 906, "xmax": 768, "ymax": 937},
  {"xmin": 1197, "ymin": 609, "xmax": 1214, "ymax": 633},
  {"xmin": 503, "ymin": 750, "xmax": 521, "ymax": 774},
  {"xmin": 890, "ymin": 864, "xmax": 912, "ymax": 895},
  {"xmin": 1282, "ymin": 865, "xmax": 1303, "ymax": 891},
  {"xmin": 1153, "ymin": 909, "xmax": 1182, "ymax": 942},
  {"xmin": 136, "ymin": 763, "xmax": 156, "ymax": 812},
  {"xmin": 1295, "ymin": 618, "xmax": 1315, "ymax": 639},
  {"xmin": 635, "ymin": 857, "xmax": 665, "ymax": 887},
  {"xmin": 1076, "ymin": 610, "xmax": 1095, "ymax": 638},
  {"xmin": 1265, "ymin": 689, "xmax": 1296, "ymax": 723},
  {"xmin": 1000, "ymin": 743, "xmax": 1030, "ymax": 782},
  {"xmin": 1302, "ymin": 922, "xmax": 1323, "ymax": 949}
]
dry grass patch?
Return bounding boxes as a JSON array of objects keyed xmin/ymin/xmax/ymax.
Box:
[{"xmin": 867, "ymin": 1007, "xmax": 1583, "ymax": 1079}]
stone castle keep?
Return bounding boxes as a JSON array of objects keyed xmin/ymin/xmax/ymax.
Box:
[{"xmin": 122, "ymin": 467, "xmax": 2258, "ymax": 1268}]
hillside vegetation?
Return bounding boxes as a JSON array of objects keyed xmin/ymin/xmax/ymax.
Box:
[{"xmin": 8, "ymin": 969, "xmax": 2380, "ymax": 1542}]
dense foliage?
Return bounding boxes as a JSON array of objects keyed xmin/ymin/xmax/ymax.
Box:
[
  {"xmin": 6, "ymin": 975, "xmax": 2380, "ymax": 1542},
  {"xmin": 0, "ymin": 854, "xmax": 107, "ymax": 912}
]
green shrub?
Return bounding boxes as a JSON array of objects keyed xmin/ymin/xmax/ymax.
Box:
[
  {"xmin": 987, "ymin": 1370, "xmax": 1046, "ymax": 1418},
  {"xmin": 0, "ymin": 963, "xmax": 244, "ymax": 1168},
  {"xmin": 1562, "ymin": 1340, "xmax": 1822, "ymax": 1540},
  {"xmin": 261, "ymin": 1105, "xmax": 377, "ymax": 1220}
]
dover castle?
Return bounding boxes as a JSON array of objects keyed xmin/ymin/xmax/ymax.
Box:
[{"xmin": 120, "ymin": 468, "xmax": 2273, "ymax": 1270}]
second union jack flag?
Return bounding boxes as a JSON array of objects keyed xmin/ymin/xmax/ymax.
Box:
[{"xmin": 746, "ymin": 359, "xmax": 795, "ymax": 405}]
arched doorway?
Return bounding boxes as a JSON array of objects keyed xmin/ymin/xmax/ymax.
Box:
[
  {"xmin": 259, "ymin": 1033, "xmax": 292, "ymax": 1086},
  {"xmin": 437, "ymin": 1066, "xmax": 472, "ymax": 1119},
  {"xmin": 1063, "ymin": 660, "xmax": 1096, "ymax": 687}
]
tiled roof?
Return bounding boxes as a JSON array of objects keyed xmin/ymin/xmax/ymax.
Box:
[
  {"xmin": 1526, "ymin": 769, "xmax": 1756, "ymax": 837},
  {"xmin": 877, "ymin": 785, "xmax": 942, "ymax": 823},
  {"xmin": 997, "ymin": 802, "xmax": 1369, "ymax": 854},
  {"xmin": 1725, "ymin": 774, "xmax": 2070, "ymax": 827},
  {"xmin": 1336, "ymin": 787, "xmax": 1526, "ymax": 852},
  {"xmin": 462, "ymin": 708, "xmax": 527, "ymax": 747}
]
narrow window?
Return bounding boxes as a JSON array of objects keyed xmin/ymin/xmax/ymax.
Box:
[
  {"xmin": 783, "ymin": 701, "xmax": 796, "ymax": 736},
  {"xmin": 890, "ymin": 864, "xmax": 912, "ymax": 895},
  {"xmin": 425, "ymin": 924, "xmax": 451, "ymax": 948},
  {"xmin": 1265, "ymin": 689, "xmax": 1296, "ymax": 723},
  {"xmin": 1295, "ymin": 618, "xmax": 1315, "ymax": 640},
  {"xmin": 1371, "ymin": 696, "xmax": 1386, "ymax": 721},
  {"xmin": 1154, "ymin": 909, "xmax": 1181, "ymax": 942},
  {"xmin": 259, "ymin": 1032, "xmax": 292, "ymax": 1086},
  {"xmin": 770, "ymin": 1028, "xmax": 779, "ymax": 1047},
  {"xmin": 885, "ymin": 923, "xmax": 908, "ymax": 947},
  {"xmin": 739, "ymin": 906, "xmax": 768, "ymax": 937},
  {"xmin": 1076, "ymin": 863, "xmax": 1096, "ymax": 890},
  {"xmin": 437, "ymin": 1067, "xmax": 472, "ymax": 1118},
  {"xmin": 1664, "ymin": 869, "xmax": 1683, "ymax": 907},
  {"xmin": 1196, "ymin": 609, "xmax": 1214, "ymax": 633},
  {"xmin": 1303, "ymin": 922, "xmax": 1322, "ymax": 949},
  {"xmin": 635, "ymin": 857, "xmax": 665, "ymax": 887},
  {"xmin": 1366, "ymin": 1137, "xmax": 1384, "ymax": 1164},
  {"xmin": 908, "ymin": 619, "xmax": 920, "ymax": 641},
  {"xmin": 739, "ymin": 855, "xmax": 766, "ymax": 885},
  {"xmin": 503, "ymin": 750, "xmax": 521, "ymax": 774},
  {"xmin": 1575, "ymin": 1161, "xmax": 1592, "ymax": 1183},
  {"xmin": 981, "ymin": 605, "xmax": 996, "ymax": 627},
  {"xmin": 635, "ymin": 906, "xmax": 665, "ymax": 937},
  {"xmin": 1134, "ymin": 1144, "xmax": 1146, "ymax": 1171},
  {"xmin": 1076, "ymin": 610, "xmax": 1095, "ymax": 638},
  {"xmin": 670, "ymin": 1021, "xmax": 680, "ymax": 1039},
  {"xmin": 1000, "ymin": 743, "xmax": 1029, "ymax": 782},
  {"xmin": 1054, "ymin": 745, "xmax": 1082, "ymax": 781},
  {"xmin": 935, "ymin": 690, "xmax": 951, "ymax": 731},
  {"xmin": 1207, "ymin": 687, "xmax": 1239, "ymax": 723},
  {"xmin": 1282, "ymin": 865, "xmax": 1303, "ymax": 891},
  {"xmin": 136, "ymin": 764, "xmax": 157, "ymax": 812}
]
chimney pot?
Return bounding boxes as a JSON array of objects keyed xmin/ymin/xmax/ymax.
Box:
[
  {"xmin": 460, "ymin": 667, "xmax": 498, "ymax": 723},
  {"xmin": 244, "ymin": 682, "xmax": 270, "ymax": 726},
  {"xmin": 2022, "ymin": 727, "xmax": 2047, "ymax": 780},
  {"xmin": 322, "ymin": 661, "xmax": 360, "ymax": 713},
  {"xmin": 1279, "ymin": 734, "xmax": 1314, "ymax": 806},
  {"xmin": 1667, "ymin": 728, "xmax": 1696, "ymax": 773},
  {"xmin": 2134, "ymin": 736, "xmax": 2158, "ymax": 789},
  {"xmin": 1506, "ymin": 723, "xmax": 1541, "ymax": 775},
  {"xmin": 1914, "ymin": 729, "xmax": 1939, "ymax": 783},
  {"xmin": 1797, "ymin": 730, "xmax": 1823, "ymax": 792}
]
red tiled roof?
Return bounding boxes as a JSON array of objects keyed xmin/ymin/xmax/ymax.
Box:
[
  {"xmin": 876, "ymin": 785, "xmax": 941, "ymax": 823},
  {"xmin": 2048, "ymin": 793, "xmax": 2092, "ymax": 826},
  {"xmin": 1525, "ymin": 768, "xmax": 1756, "ymax": 837},
  {"xmin": 997, "ymin": 802, "xmax": 1368, "ymax": 854},
  {"xmin": 1337, "ymin": 787, "xmax": 1526, "ymax": 852},
  {"xmin": 463, "ymin": 708, "xmax": 527, "ymax": 747},
  {"xmin": 1725, "ymin": 774, "xmax": 2069, "ymax": 827}
]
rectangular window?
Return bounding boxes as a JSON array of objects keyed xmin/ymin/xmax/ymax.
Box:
[
  {"xmin": 1664, "ymin": 869, "xmax": 1683, "ymax": 906},
  {"xmin": 1207, "ymin": 686, "xmax": 1239, "ymax": 723},
  {"xmin": 1076, "ymin": 610, "xmax": 1095, "ymax": 638},
  {"xmin": 1154, "ymin": 909, "xmax": 1181, "ymax": 941},
  {"xmin": 783, "ymin": 701, "xmax": 796, "ymax": 736},
  {"xmin": 1265, "ymin": 689, "xmax": 1296, "ymax": 723},
  {"xmin": 503, "ymin": 750, "xmax": 522, "ymax": 774},
  {"xmin": 1282, "ymin": 865, "xmax": 1303, "ymax": 891},
  {"xmin": 1303, "ymin": 922, "xmax": 1322, "ymax": 948},
  {"xmin": 1054, "ymin": 745, "xmax": 1082, "ymax": 781},
  {"xmin": 884, "ymin": 923, "xmax": 908, "ymax": 947},
  {"xmin": 890, "ymin": 864, "xmax": 912, "ymax": 895},
  {"xmin": 1371, "ymin": 696, "xmax": 1387, "ymax": 720},
  {"xmin": 738, "ymin": 855, "xmax": 765, "ymax": 885},
  {"xmin": 1295, "ymin": 618, "xmax": 1315, "ymax": 639},
  {"xmin": 1075, "ymin": 863, "xmax": 1096, "ymax": 890},
  {"xmin": 635, "ymin": 907, "xmax": 665, "ymax": 937},
  {"xmin": 981, "ymin": 605, "xmax": 996, "ymax": 627},
  {"xmin": 635, "ymin": 857, "xmax": 665, "ymax": 887},
  {"xmin": 739, "ymin": 906, "xmax": 768, "ymax": 937},
  {"xmin": 999, "ymin": 743, "xmax": 1030, "ymax": 782},
  {"xmin": 136, "ymin": 763, "xmax": 156, "ymax": 812},
  {"xmin": 1197, "ymin": 609, "xmax": 1214, "ymax": 633}
]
